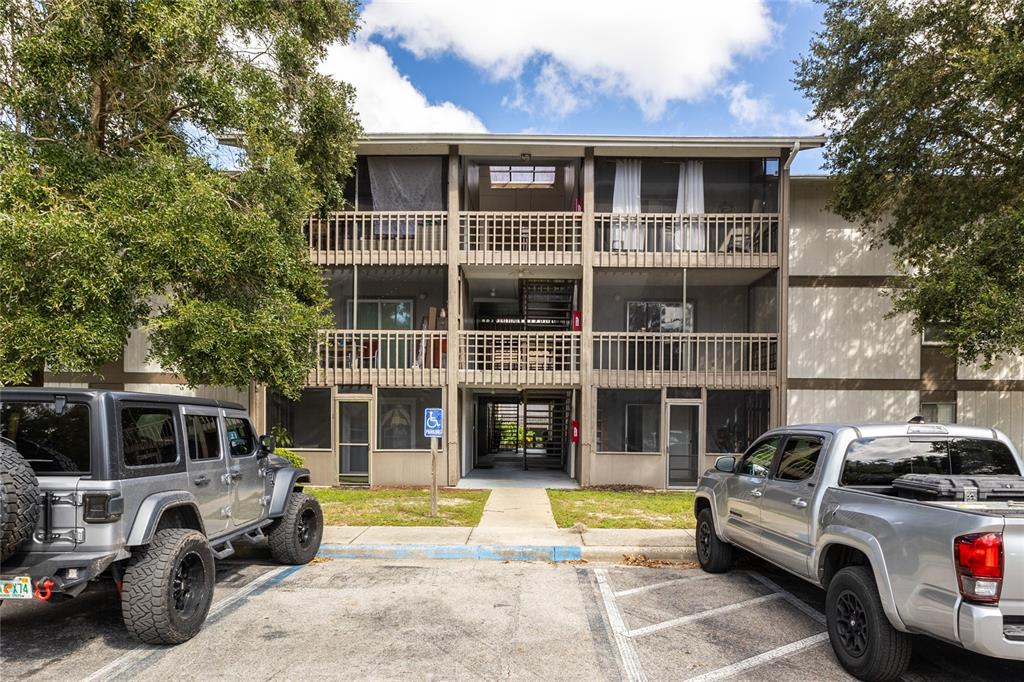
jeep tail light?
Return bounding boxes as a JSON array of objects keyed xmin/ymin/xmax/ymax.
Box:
[
  {"xmin": 83, "ymin": 493, "xmax": 123, "ymax": 523},
  {"xmin": 954, "ymin": 532, "xmax": 1003, "ymax": 605}
]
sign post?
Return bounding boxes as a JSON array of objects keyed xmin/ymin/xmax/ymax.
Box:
[{"xmin": 423, "ymin": 408, "xmax": 444, "ymax": 518}]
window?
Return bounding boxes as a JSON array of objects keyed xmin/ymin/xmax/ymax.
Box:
[
  {"xmin": 1, "ymin": 401, "xmax": 91, "ymax": 475},
  {"xmin": 920, "ymin": 402, "xmax": 956, "ymax": 424},
  {"xmin": 348, "ymin": 299, "xmax": 414, "ymax": 330},
  {"xmin": 377, "ymin": 389, "xmax": 442, "ymax": 450},
  {"xmin": 627, "ymin": 301, "xmax": 694, "ymax": 332},
  {"xmin": 738, "ymin": 437, "xmax": 780, "ymax": 478},
  {"xmin": 596, "ymin": 389, "xmax": 660, "ymax": 453},
  {"xmin": 121, "ymin": 407, "xmax": 177, "ymax": 467},
  {"xmin": 625, "ymin": 404, "xmax": 660, "ymax": 452},
  {"xmin": 706, "ymin": 390, "xmax": 770, "ymax": 454},
  {"xmin": 776, "ymin": 437, "xmax": 824, "ymax": 482},
  {"xmin": 489, "ymin": 165, "xmax": 556, "ymax": 188},
  {"xmin": 225, "ymin": 417, "xmax": 256, "ymax": 457},
  {"xmin": 186, "ymin": 415, "xmax": 221, "ymax": 461},
  {"xmin": 922, "ymin": 324, "xmax": 951, "ymax": 345},
  {"xmin": 267, "ymin": 388, "xmax": 332, "ymax": 449},
  {"xmin": 841, "ymin": 437, "xmax": 1020, "ymax": 487}
]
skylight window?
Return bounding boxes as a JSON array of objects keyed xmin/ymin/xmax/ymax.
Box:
[{"xmin": 489, "ymin": 165, "xmax": 556, "ymax": 188}]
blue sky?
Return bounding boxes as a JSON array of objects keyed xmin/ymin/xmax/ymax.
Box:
[{"xmin": 320, "ymin": 1, "xmax": 828, "ymax": 174}]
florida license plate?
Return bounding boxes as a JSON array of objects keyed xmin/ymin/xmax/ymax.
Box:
[{"xmin": 0, "ymin": 576, "xmax": 33, "ymax": 599}]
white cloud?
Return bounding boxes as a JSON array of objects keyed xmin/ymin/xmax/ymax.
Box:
[
  {"xmin": 360, "ymin": 0, "xmax": 776, "ymax": 120},
  {"xmin": 320, "ymin": 41, "xmax": 486, "ymax": 133},
  {"xmin": 726, "ymin": 81, "xmax": 823, "ymax": 135}
]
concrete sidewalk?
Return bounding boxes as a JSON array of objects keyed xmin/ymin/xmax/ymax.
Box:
[{"xmin": 321, "ymin": 524, "xmax": 696, "ymax": 563}]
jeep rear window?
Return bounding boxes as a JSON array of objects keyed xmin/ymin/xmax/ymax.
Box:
[
  {"xmin": 1, "ymin": 401, "xmax": 91, "ymax": 475},
  {"xmin": 841, "ymin": 437, "xmax": 1020, "ymax": 487},
  {"xmin": 121, "ymin": 407, "xmax": 178, "ymax": 467}
]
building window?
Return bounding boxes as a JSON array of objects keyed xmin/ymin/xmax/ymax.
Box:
[
  {"xmin": 922, "ymin": 324, "xmax": 951, "ymax": 345},
  {"xmin": 596, "ymin": 389, "xmax": 660, "ymax": 453},
  {"xmin": 627, "ymin": 301, "xmax": 694, "ymax": 332},
  {"xmin": 348, "ymin": 299, "xmax": 414, "ymax": 330},
  {"xmin": 488, "ymin": 165, "xmax": 556, "ymax": 188},
  {"xmin": 377, "ymin": 388, "xmax": 442, "ymax": 450},
  {"xmin": 267, "ymin": 388, "xmax": 332, "ymax": 449},
  {"xmin": 920, "ymin": 402, "xmax": 956, "ymax": 424},
  {"xmin": 706, "ymin": 390, "xmax": 770, "ymax": 454}
]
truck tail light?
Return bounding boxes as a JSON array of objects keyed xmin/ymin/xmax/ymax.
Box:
[{"xmin": 954, "ymin": 532, "xmax": 1003, "ymax": 605}]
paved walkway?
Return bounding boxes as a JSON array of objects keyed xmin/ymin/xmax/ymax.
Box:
[
  {"xmin": 477, "ymin": 488, "xmax": 557, "ymax": 529},
  {"xmin": 456, "ymin": 466, "xmax": 580, "ymax": 489}
]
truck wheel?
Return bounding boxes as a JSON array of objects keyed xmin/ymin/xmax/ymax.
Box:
[
  {"xmin": 696, "ymin": 508, "xmax": 733, "ymax": 573},
  {"xmin": 268, "ymin": 492, "xmax": 323, "ymax": 565},
  {"xmin": 826, "ymin": 566, "xmax": 912, "ymax": 681},
  {"xmin": 121, "ymin": 529, "xmax": 215, "ymax": 644},
  {"xmin": 1, "ymin": 442, "xmax": 40, "ymax": 561}
]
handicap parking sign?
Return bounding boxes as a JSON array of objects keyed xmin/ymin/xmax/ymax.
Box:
[{"xmin": 424, "ymin": 408, "xmax": 444, "ymax": 438}]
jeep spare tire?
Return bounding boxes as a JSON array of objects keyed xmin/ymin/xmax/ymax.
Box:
[{"xmin": 1, "ymin": 441, "xmax": 41, "ymax": 561}]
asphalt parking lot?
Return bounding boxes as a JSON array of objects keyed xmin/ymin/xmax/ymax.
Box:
[{"xmin": 3, "ymin": 549, "xmax": 1023, "ymax": 681}]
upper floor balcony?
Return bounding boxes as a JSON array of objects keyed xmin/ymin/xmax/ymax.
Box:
[{"xmin": 305, "ymin": 212, "xmax": 448, "ymax": 266}]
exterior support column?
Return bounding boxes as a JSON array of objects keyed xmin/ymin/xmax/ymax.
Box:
[
  {"xmin": 776, "ymin": 147, "xmax": 791, "ymax": 427},
  {"xmin": 445, "ymin": 144, "xmax": 461, "ymax": 485},
  {"xmin": 580, "ymin": 147, "xmax": 595, "ymax": 486}
]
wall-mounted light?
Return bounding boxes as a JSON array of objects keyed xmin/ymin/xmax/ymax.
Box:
[
  {"xmin": 520, "ymin": 153, "xmax": 532, "ymax": 162},
  {"xmin": 489, "ymin": 288, "xmax": 496, "ymax": 297}
]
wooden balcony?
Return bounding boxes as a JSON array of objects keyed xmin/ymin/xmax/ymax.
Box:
[
  {"xmin": 594, "ymin": 213, "xmax": 778, "ymax": 268},
  {"xmin": 305, "ymin": 212, "xmax": 448, "ymax": 266},
  {"xmin": 308, "ymin": 330, "xmax": 447, "ymax": 387},
  {"xmin": 459, "ymin": 331, "xmax": 581, "ymax": 386},
  {"xmin": 593, "ymin": 332, "xmax": 778, "ymax": 388},
  {"xmin": 460, "ymin": 212, "xmax": 583, "ymax": 266}
]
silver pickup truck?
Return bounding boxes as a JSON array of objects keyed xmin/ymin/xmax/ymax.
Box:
[{"xmin": 694, "ymin": 422, "xmax": 1024, "ymax": 681}]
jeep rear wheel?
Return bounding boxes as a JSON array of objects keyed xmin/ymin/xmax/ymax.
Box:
[
  {"xmin": 122, "ymin": 529, "xmax": 215, "ymax": 644},
  {"xmin": 1, "ymin": 442, "xmax": 41, "ymax": 561},
  {"xmin": 268, "ymin": 492, "xmax": 323, "ymax": 565}
]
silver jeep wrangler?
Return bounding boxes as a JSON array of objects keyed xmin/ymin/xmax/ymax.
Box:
[{"xmin": 0, "ymin": 388, "xmax": 323, "ymax": 644}]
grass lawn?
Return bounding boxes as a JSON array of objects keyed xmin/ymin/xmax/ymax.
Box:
[
  {"xmin": 307, "ymin": 487, "xmax": 490, "ymax": 526},
  {"xmin": 547, "ymin": 489, "xmax": 696, "ymax": 529}
]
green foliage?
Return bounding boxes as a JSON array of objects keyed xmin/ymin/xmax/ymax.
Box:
[
  {"xmin": 0, "ymin": 0, "xmax": 361, "ymax": 395},
  {"xmin": 275, "ymin": 447, "xmax": 304, "ymax": 469},
  {"xmin": 307, "ymin": 487, "xmax": 491, "ymax": 527},
  {"xmin": 270, "ymin": 423, "xmax": 294, "ymax": 448},
  {"xmin": 795, "ymin": 0, "xmax": 1024, "ymax": 366},
  {"xmin": 547, "ymin": 489, "xmax": 697, "ymax": 529}
]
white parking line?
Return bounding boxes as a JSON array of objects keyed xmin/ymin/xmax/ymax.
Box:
[
  {"xmin": 745, "ymin": 570, "xmax": 826, "ymax": 625},
  {"xmin": 626, "ymin": 593, "xmax": 785, "ymax": 638},
  {"xmin": 683, "ymin": 632, "xmax": 830, "ymax": 682},
  {"xmin": 614, "ymin": 573, "xmax": 719, "ymax": 598},
  {"xmin": 80, "ymin": 564, "xmax": 298, "ymax": 682},
  {"xmin": 594, "ymin": 568, "xmax": 649, "ymax": 682}
]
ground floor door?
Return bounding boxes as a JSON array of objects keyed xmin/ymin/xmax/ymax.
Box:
[
  {"xmin": 666, "ymin": 401, "xmax": 701, "ymax": 487},
  {"xmin": 337, "ymin": 399, "xmax": 370, "ymax": 477}
]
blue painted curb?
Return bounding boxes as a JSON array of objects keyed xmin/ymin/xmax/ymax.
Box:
[{"xmin": 318, "ymin": 543, "xmax": 583, "ymax": 562}]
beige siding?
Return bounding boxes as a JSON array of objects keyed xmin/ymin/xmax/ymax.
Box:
[
  {"xmin": 790, "ymin": 181, "xmax": 898, "ymax": 277},
  {"xmin": 122, "ymin": 383, "xmax": 250, "ymax": 409},
  {"xmin": 788, "ymin": 389, "xmax": 920, "ymax": 425},
  {"xmin": 788, "ymin": 287, "xmax": 919, "ymax": 379},
  {"xmin": 591, "ymin": 453, "xmax": 665, "ymax": 488},
  {"xmin": 371, "ymin": 450, "xmax": 434, "ymax": 487},
  {"xmin": 123, "ymin": 327, "xmax": 165, "ymax": 373},
  {"xmin": 43, "ymin": 382, "xmax": 90, "ymax": 389},
  {"xmin": 957, "ymin": 355, "xmax": 1024, "ymax": 381},
  {"xmin": 959, "ymin": 391, "xmax": 1024, "ymax": 450},
  {"xmin": 296, "ymin": 449, "xmax": 336, "ymax": 486}
]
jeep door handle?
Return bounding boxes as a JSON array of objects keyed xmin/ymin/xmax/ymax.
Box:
[
  {"xmin": 751, "ymin": 489, "xmax": 763, "ymax": 498},
  {"xmin": 791, "ymin": 498, "xmax": 808, "ymax": 508},
  {"xmin": 228, "ymin": 467, "xmax": 242, "ymax": 481},
  {"xmin": 193, "ymin": 475, "xmax": 210, "ymax": 487}
]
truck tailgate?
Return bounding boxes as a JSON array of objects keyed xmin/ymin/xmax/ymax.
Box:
[{"xmin": 1000, "ymin": 520, "xmax": 1024, "ymax": 609}]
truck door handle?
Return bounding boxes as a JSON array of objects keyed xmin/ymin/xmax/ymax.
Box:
[
  {"xmin": 194, "ymin": 475, "xmax": 210, "ymax": 487},
  {"xmin": 791, "ymin": 498, "xmax": 808, "ymax": 508},
  {"xmin": 751, "ymin": 490, "xmax": 763, "ymax": 498}
]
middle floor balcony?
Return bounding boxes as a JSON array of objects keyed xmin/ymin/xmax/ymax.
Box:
[{"xmin": 458, "ymin": 330, "xmax": 581, "ymax": 387}]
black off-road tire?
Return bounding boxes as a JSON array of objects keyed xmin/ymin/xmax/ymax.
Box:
[
  {"xmin": 1, "ymin": 442, "xmax": 40, "ymax": 561},
  {"xmin": 121, "ymin": 529, "xmax": 215, "ymax": 644},
  {"xmin": 268, "ymin": 492, "xmax": 323, "ymax": 565},
  {"xmin": 826, "ymin": 566, "xmax": 912, "ymax": 681},
  {"xmin": 695, "ymin": 508, "xmax": 733, "ymax": 573}
]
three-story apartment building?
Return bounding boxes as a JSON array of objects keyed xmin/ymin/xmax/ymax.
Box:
[{"xmin": 41, "ymin": 133, "xmax": 1024, "ymax": 488}]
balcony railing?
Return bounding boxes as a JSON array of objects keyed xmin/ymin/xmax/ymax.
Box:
[
  {"xmin": 593, "ymin": 332, "xmax": 778, "ymax": 388},
  {"xmin": 309, "ymin": 330, "xmax": 447, "ymax": 386},
  {"xmin": 460, "ymin": 211, "xmax": 583, "ymax": 265},
  {"xmin": 594, "ymin": 213, "xmax": 778, "ymax": 267},
  {"xmin": 459, "ymin": 331, "xmax": 581, "ymax": 385},
  {"xmin": 305, "ymin": 212, "xmax": 448, "ymax": 265}
]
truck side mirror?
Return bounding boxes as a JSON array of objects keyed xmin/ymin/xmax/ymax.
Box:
[
  {"xmin": 259, "ymin": 434, "xmax": 276, "ymax": 455},
  {"xmin": 715, "ymin": 456, "xmax": 736, "ymax": 473}
]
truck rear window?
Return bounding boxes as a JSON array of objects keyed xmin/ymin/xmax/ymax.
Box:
[
  {"xmin": 1, "ymin": 401, "xmax": 91, "ymax": 475},
  {"xmin": 841, "ymin": 437, "xmax": 1020, "ymax": 487}
]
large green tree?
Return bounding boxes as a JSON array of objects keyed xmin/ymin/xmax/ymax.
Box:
[
  {"xmin": 796, "ymin": 0, "xmax": 1024, "ymax": 366},
  {"xmin": 0, "ymin": 0, "xmax": 360, "ymax": 396}
]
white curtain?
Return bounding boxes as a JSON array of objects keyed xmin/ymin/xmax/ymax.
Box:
[
  {"xmin": 675, "ymin": 160, "xmax": 705, "ymax": 251},
  {"xmin": 611, "ymin": 159, "xmax": 642, "ymax": 250}
]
